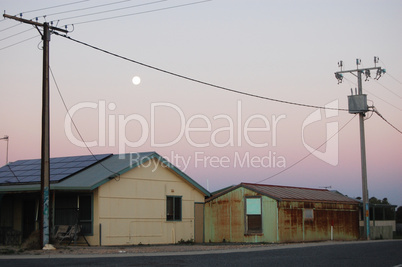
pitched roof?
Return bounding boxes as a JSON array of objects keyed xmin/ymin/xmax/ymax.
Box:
[
  {"xmin": 207, "ymin": 183, "xmax": 358, "ymax": 204},
  {"xmin": 0, "ymin": 152, "xmax": 210, "ymax": 196}
]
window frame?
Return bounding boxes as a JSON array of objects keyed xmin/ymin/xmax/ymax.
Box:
[
  {"xmin": 245, "ymin": 196, "xmax": 262, "ymax": 234},
  {"xmin": 54, "ymin": 193, "xmax": 93, "ymax": 235},
  {"xmin": 166, "ymin": 196, "xmax": 182, "ymax": 222},
  {"xmin": 304, "ymin": 208, "xmax": 314, "ymax": 220}
]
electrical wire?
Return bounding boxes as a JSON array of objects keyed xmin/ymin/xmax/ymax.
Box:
[
  {"xmin": 372, "ymin": 107, "xmax": 402, "ymax": 135},
  {"xmin": 364, "ymin": 88, "xmax": 402, "ymax": 112},
  {"xmin": 54, "ymin": 32, "xmax": 348, "ymax": 112},
  {"xmin": 6, "ymin": 164, "xmax": 21, "ymax": 183},
  {"xmin": 0, "ymin": 35, "xmax": 38, "ymax": 51},
  {"xmin": 377, "ymin": 59, "xmax": 402, "ymax": 93},
  {"xmin": 17, "ymin": 0, "xmax": 90, "ymax": 16},
  {"xmin": 255, "ymin": 114, "xmax": 358, "ymax": 184},
  {"xmin": 61, "ymin": 0, "xmax": 211, "ymax": 26},
  {"xmin": 374, "ymin": 79, "xmax": 402, "ymax": 99},
  {"xmin": 49, "ymin": 66, "xmax": 120, "ymax": 178},
  {"xmin": 56, "ymin": 0, "xmax": 167, "ymax": 23},
  {"xmin": 0, "ymin": 22, "xmax": 22, "ymax": 32},
  {"xmin": 0, "ymin": 27, "xmax": 34, "ymax": 42},
  {"xmin": 387, "ymin": 72, "xmax": 402, "ymax": 86},
  {"xmin": 44, "ymin": 0, "xmax": 134, "ymax": 17}
]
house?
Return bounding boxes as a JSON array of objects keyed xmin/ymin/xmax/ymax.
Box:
[
  {"xmin": 204, "ymin": 183, "xmax": 360, "ymax": 243},
  {"xmin": 0, "ymin": 152, "xmax": 210, "ymax": 246}
]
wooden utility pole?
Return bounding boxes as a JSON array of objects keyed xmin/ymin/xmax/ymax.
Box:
[{"xmin": 3, "ymin": 14, "xmax": 67, "ymax": 247}]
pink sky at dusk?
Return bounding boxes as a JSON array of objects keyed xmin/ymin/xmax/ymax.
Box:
[{"xmin": 1, "ymin": 0, "xmax": 401, "ymax": 206}]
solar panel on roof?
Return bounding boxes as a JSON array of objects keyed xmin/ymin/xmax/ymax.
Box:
[
  {"xmin": 0, "ymin": 178, "xmax": 9, "ymax": 183},
  {"xmin": 75, "ymin": 161, "xmax": 94, "ymax": 167},
  {"xmin": 50, "ymin": 158, "xmax": 64, "ymax": 163},
  {"xmin": 51, "ymin": 174, "xmax": 66, "ymax": 181},
  {"xmin": 50, "ymin": 168, "xmax": 64, "ymax": 175},
  {"xmin": 0, "ymin": 153, "xmax": 112, "ymax": 185},
  {"xmin": 20, "ymin": 176, "xmax": 37, "ymax": 183}
]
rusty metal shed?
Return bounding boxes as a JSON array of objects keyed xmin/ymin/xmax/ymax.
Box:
[{"xmin": 204, "ymin": 183, "xmax": 360, "ymax": 243}]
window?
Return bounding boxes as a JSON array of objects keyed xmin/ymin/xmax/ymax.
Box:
[
  {"xmin": 246, "ymin": 197, "xmax": 262, "ymax": 233},
  {"xmin": 166, "ymin": 196, "xmax": 182, "ymax": 221},
  {"xmin": 78, "ymin": 195, "xmax": 92, "ymax": 234},
  {"xmin": 304, "ymin": 209, "xmax": 314, "ymax": 220},
  {"xmin": 55, "ymin": 194, "xmax": 93, "ymax": 235}
]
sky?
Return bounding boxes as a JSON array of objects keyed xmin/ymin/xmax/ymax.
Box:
[{"xmin": 1, "ymin": 0, "xmax": 401, "ymax": 206}]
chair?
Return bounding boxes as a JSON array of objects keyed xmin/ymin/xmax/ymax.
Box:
[
  {"xmin": 58, "ymin": 225, "xmax": 81, "ymax": 243},
  {"xmin": 55, "ymin": 225, "xmax": 69, "ymax": 241}
]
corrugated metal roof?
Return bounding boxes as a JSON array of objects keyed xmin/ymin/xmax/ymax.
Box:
[
  {"xmin": 207, "ymin": 183, "xmax": 358, "ymax": 204},
  {"xmin": 0, "ymin": 152, "xmax": 211, "ymax": 197}
]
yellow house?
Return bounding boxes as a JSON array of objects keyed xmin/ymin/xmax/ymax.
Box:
[{"xmin": 0, "ymin": 152, "xmax": 210, "ymax": 246}]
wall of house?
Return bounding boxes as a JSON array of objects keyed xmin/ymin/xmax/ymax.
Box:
[
  {"xmin": 278, "ymin": 201, "xmax": 359, "ymax": 242},
  {"xmin": 204, "ymin": 187, "xmax": 278, "ymax": 243},
  {"xmin": 89, "ymin": 158, "xmax": 205, "ymax": 246}
]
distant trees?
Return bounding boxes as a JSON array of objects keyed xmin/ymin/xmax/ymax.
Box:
[
  {"xmin": 355, "ymin": 196, "xmax": 396, "ymax": 221},
  {"xmin": 355, "ymin": 196, "xmax": 391, "ymax": 205},
  {"xmin": 369, "ymin": 197, "xmax": 390, "ymax": 205}
]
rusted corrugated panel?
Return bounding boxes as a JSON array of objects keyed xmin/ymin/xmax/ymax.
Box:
[
  {"xmin": 278, "ymin": 201, "xmax": 304, "ymax": 242},
  {"xmin": 278, "ymin": 201, "xmax": 359, "ymax": 242}
]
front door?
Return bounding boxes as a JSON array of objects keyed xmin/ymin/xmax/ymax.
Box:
[{"xmin": 194, "ymin": 203, "xmax": 204, "ymax": 243}]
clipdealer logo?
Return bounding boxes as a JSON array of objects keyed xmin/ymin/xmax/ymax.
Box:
[
  {"xmin": 63, "ymin": 99, "xmax": 340, "ymax": 170},
  {"xmin": 64, "ymin": 100, "xmax": 288, "ymax": 171},
  {"xmin": 64, "ymin": 100, "xmax": 287, "ymax": 150},
  {"xmin": 301, "ymin": 100, "xmax": 339, "ymax": 166}
]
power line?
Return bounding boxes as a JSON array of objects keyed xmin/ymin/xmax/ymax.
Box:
[
  {"xmin": 49, "ymin": 66, "xmax": 119, "ymax": 177},
  {"xmin": 0, "ymin": 22, "xmax": 22, "ymax": 32},
  {"xmin": 44, "ymin": 0, "xmax": 134, "ymax": 17},
  {"xmin": 387, "ymin": 72, "xmax": 402, "ymax": 86},
  {"xmin": 374, "ymin": 79, "xmax": 402, "ymax": 99},
  {"xmin": 61, "ymin": 0, "xmax": 211, "ymax": 26},
  {"xmin": 0, "ymin": 27, "xmax": 34, "ymax": 42},
  {"xmin": 56, "ymin": 0, "xmax": 167, "ymax": 24},
  {"xmin": 364, "ymin": 88, "xmax": 402, "ymax": 112},
  {"xmin": 6, "ymin": 164, "xmax": 21, "ymax": 183},
  {"xmin": 54, "ymin": 32, "xmax": 348, "ymax": 112},
  {"xmin": 17, "ymin": 0, "xmax": 90, "ymax": 16},
  {"xmin": 372, "ymin": 107, "xmax": 402, "ymax": 135},
  {"xmin": 0, "ymin": 35, "xmax": 38, "ymax": 51},
  {"xmin": 255, "ymin": 114, "xmax": 357, "ymax": 184}
]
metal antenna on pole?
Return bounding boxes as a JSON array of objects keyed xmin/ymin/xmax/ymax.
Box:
[
  {"xmin": 0, "ymin": 136, "xmax": 9, "ymax": 164},
  {"xmin": 334, "ymin": 58, "xmax": 385, "ymax": 240},
  {"xmin": 3, "ymin": 13, "xmax": 68, "ymax": 248}
]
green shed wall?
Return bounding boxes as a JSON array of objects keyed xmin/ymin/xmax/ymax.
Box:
[{"xmin": 204, "ymin": 187, "xmax": 278, "ymax": 243}]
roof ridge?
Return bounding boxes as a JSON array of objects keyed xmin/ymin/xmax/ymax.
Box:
[{"xmin": 241, "ymin": 182, "xmax": 329, "ymax": 192}]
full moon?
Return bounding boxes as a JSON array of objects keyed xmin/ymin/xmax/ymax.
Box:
[{"xmin": 132, "ymin": 76, "xmax": 141, "ymax": 85}]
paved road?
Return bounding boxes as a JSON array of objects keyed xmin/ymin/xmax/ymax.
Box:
[{"xmin": 1, "ymin": 240, "xmax": 402, "ymax": 267}]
